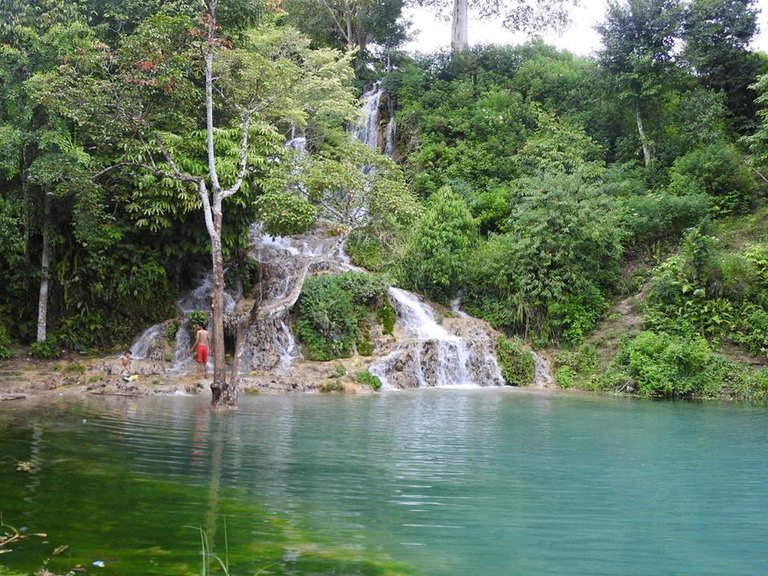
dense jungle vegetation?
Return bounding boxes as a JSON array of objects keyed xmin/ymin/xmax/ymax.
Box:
[{"xmin": 2, "ymin": 0, "xmax": 768, "ymax": 400}]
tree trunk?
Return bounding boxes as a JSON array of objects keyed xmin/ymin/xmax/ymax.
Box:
[
  {"xmin": 209, "ymin": 209, "xmax": 238, "ymax": 408},
  {"xmin": 636, "ymin": 107, "xmax": 653, "ymax": 167},
  {"xmin": 451, "ymin": 0, "xmax": 469, "ymax": 52},
  {"xmin": 36, "ymin": 192, "xmax": 51, "ymax": 343}
]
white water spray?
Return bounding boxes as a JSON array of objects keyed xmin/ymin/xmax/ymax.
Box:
[{"xmin": 370, "ymin": 287, "xmax": 503, "ymax": 389}]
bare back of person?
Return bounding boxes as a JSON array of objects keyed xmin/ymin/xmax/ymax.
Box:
[{"xmin": 192, "ymin": 325, "xmax": 210, "ymax": 376}]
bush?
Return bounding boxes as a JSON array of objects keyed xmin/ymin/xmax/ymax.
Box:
[
  {"xmin": 296, "ymin": 272, "xmax": 390, "ymax": 361},
  {"xmin": 355, "ymin": 370, "xmax": 382, "ymax": 391},
  {"xmin": 186, "ymin": 311, "xmax": 210, "ymax": 339},
  {"xmin": 547, "ymin": 287, "xmax": 608, "ymax": 345},
  {"xmin": 553, "ymin": 344, "xmax": 599, "ymax": 389},
  {"xmin": 620, "ymin": 192, "xmax": 709, "ymax": 252},
  {"xmin": 555, "ymin": 365, "xmax": 577, "ymax": 388},
  {"xmin": 29, "ymin": 335, "xmax": 62, "ymax": 360},
  {"xmin": 166, "ymin": 319, "xmax": 179, "ymax": 343},
  {"xmin": 0, "ymin": 324, "xmax": 12, "ymax": 359},
  {"xmin": 495, "ymin": 335, "xmax": 534, "ymax": 386},
  {"xmin": 611, "ymin": 331, "xmax": 728, "ymax": 398},
  {"xmin": 667, "ymin": 143, "xmax": 755, "ymax": 216}
]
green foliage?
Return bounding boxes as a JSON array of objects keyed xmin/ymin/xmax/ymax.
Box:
[
  {"xmin": 377, "ymin": 299, "xmax": 396, "ymax": 336},
  {"xmin": 620, "ymin": 192, "xmax": 710, "ymax": 252},
  {"xmin": 733, "ymin": 307, "xmax": 768, "ymax": 356},
  {"xmin": 166, "ymin": 320, "xmax": 179, "ymax": 343},
  {"xmin": 610, "ymin": 330, "xmax": 724, "ymax": 398},
  {"xmin": 516, "ymin": 109, "xmax": 606, "ymax": 179},
  {"xmin": 547, "ymin": 287, "xmax": 609, "ymax": 345},
  {"xmin": 344, "ymin": 228, "xmax": 386, "ymax": 272},
  {"xmin": 355, "ymin": 370, "xmax": 382, "ymax": 391},
  {"xmin": 645, "ymin": 227, "xmax": 768, "ymax": 355},
  {"xmin": 398, "ymin": 186, "xmax": 478, "ymax": 303},
  {"xmin": 726, "ymin": 367, "xmax": 768, "ymax": 404},
  {"xmin": 296, "ymin": 272, "xmax": 389, "ymax": 361},
  {"xmin": 553, "ymin": 344, "xmax": 599, "ymax": 389},
  {"xmin": 356, "ymin": 321, "xmax": 375, "ymax": 357},
  {"xmin": 667, "ymin": 143, "xmax": 755, "ymax": 215},
  {"xmin": 683, "ymin": 0, "xmax": 762, "ymax": 133},
  {"xmin": 495, "ymin": 335, "xmax": 535, "ymax": 386},
  {"xmin": 466, "ymin": 173, "xmax": 623, "ymax": 341},
  {"xmin": 0, "ymin": 324, "xmax": 12, "ymax": 359},
  {"xmin": 255, "ymin": 190, "xmax": 317, "ymax": 237},
  {"xmin": 187, "ymin": 311, "xmax": 210, "ymax": 334},
  {"xmin": 555, "ymin": 365, "xmax": 577, "ymax": 389},
  {"xmin": 746, "ymin": 71, "xmax": 768, "ymax": 166},
  {"xmin": 392, "ymin": 63, "xmax": 536, "ymax": 196},
  {"xmin": 29, "ymin": 335, "xmax": 62, "ymax": 360}
]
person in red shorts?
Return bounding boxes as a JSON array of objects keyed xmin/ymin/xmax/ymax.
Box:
[{"xmin": 191, "ymin": 324, "xmax": 209, "ymax": 377}]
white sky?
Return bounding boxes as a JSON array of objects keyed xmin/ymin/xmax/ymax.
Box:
[{"xmin": 402, "ymin": 0, "xmax": 768, "ymax": 57}]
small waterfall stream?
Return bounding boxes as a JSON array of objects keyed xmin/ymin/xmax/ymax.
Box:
[
  {"xmin": 354, "ymin": 82, "xmax": 396, "ymax": 156},
  {"xmin": 130, "ymin": 274, "xmax": 237, "ymax": 371},
  {"xmin": 237, "ymin": 225, "xmax": 350, "ymax": 372},
  {"xmin": 370, "ymin": 287, "xmax": 504, "ymax": 389}
]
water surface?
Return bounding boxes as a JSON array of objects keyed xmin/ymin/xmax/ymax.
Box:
[{"xmin": 1, "ymin": 390, "xmax": 767, "ymax": 575}]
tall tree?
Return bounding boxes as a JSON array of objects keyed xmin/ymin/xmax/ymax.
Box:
[
  {"xmin": 597, "ymin": 0, "xmax": 684, "ymax": 167},
  {"xmin": 682, "ymin": 0, "xmax": 763, "ymax": 132},
  {"xmin": 282, "ymin": 0, "xmax": 408, "ymax": 68},
  {"xmin": 413, "ymin": 0, "xmax": 579, "ymax": 52}
]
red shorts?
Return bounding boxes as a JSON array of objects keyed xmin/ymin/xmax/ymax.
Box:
[{"xmin": 196, "ymin": 345, "xmax": 208, "ymax": 363}]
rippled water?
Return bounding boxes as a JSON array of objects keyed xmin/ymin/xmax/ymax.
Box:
[{"xmin": 1, "ymin": 390, "xmax": 768, "ymax": 575}]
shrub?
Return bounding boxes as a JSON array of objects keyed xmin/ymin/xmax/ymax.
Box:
[
  {"xmin": 620, "ymin": 192, "xmax": 709, "ymax": 252},
  {"xmin": 166, "ymin": 319, "xmax": 179, "ymax": 343},
  {"xmin": 377, "ymin": 299, "xmax": 396, "ymax": 336},
  {"xmin": 733, "ymin": 307, "xmax": 768, "ymax": 356},
  {"xmin": 296, "ymin": 272, "xmax": 390, "ymax": 361},
  {"xmin": 0, "ymin": 324, "xmax": 12, "ymax": 359},
  {"xmin": 398, "ymin": 186, "xmax": 479, "ymax": 304},
  {"xmin": 553, "ymin": 344, "xmax": 599, "ymax": 389},
  {"xmin": 555, "ymin": 365, "xmax": 577, "ymax": 388},
  {"xmin": 29, "ymin": 335, "xmax": 62, "ymax": 360},
  {"xmin": 186, "ymin": 311, "xmax": 210, "ymax": 338},
  {"xmin": 355, "ymin": 370, "xmax": 382, "ymax": 391},
  {"xmin": 611, "ymin": 331, "xmax": 729, "ymax": 398},
  {"xmin": 547, "ymin": 287, "xmax": 608, "ymax": 345},
  {"xmin": 667, "ymin": 143, "xmax": 755, "ymax": 216},
  {"xmin": 495, "ymin": 335, "xmax": 534, "ymax": 386}
]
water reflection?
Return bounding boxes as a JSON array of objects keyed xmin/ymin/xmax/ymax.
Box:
[{"xmin": 1, "ymin": 392, "xmax": 768, "ymax": 575}]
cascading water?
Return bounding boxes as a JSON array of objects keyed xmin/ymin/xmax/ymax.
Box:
[
  {"xmin": 355, "ymin": 83, "xmax": 384, "ymax": 149},
  {"xmin": 531, "ymin": 351, "xmax": 555, "ymax": 388},
  {"xmin": 237, "ymin": 224, "xmax": 351, "ymax": 372},
  {"xmin": 369, "ymin": 287, "xmax": 504, "ymax": 389},
  {"xmin": 130, "ymin": 274, "xmax": 237, "ymax": 372},
  {"xmin": 354, "ymin": 82, "xmax": 396, "ymax": 157}
]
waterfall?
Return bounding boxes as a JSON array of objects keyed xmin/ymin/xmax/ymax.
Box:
[
  {"xmin": 531, "ymin": 351, "xmax": 555, "ymax": 389},
  {"xmin": 130, "ymin": 274, "xmax": 237, "ymax": 372},
  {"xmin": 354, "ymin": 82, "xmax": 396, "ymax": 157},
  {"xmin": 237, "ymin": 225, "xmax": 350, "ymax": 371},
  {"xmin": 130, "ymin": 324, "xmax": 165, "ymax": 361},
  {"xmin": 369, "ymin": 287, "xmax": 504, "ymax": 389},
  {"xmin": 384, "ymin": 116, "xmax": 396, "ymax": 157},
  {"xmin": 355, "ymin": 83, "xmax": 384, "ymax": 149}
]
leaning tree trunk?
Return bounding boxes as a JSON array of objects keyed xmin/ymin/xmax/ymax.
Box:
[
  {"xmin": 451, "ymin": 0, "xmax": 469, "ymax": 52},
  {"xmin": 209, "ymin": 209, "xmax": 238, "ymax": 408},
  {"xmin": 36, "ymin": 191, "xmax": 51, "ymax": 343}
]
